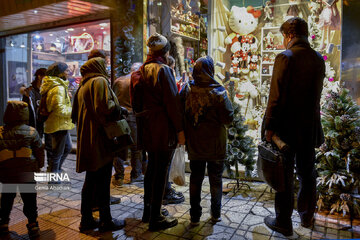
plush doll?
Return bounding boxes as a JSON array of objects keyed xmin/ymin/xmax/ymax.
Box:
[
  {"xmin": 233, "ymin": 75, "xmax": 259, "ymax": 120},
  {"xmin": 224, "ymin": 6, "xmax": 261, "ymax": 76},
  {"xmin": 284, "ymin": 0, "xmax": 303, "ymax": 21},
  {"xmin": 249, "ymin": 53, "xmax": 260, "ymax": 79},
  {"xmin": 264, "ymin": 32, "xmax": 275, "ymax": 50},
  {"xmin": 319, "ymin": 0, "xmax": 340, "ymax": 50},
  {"xmin": 263, "ymin": 1, "xmax": 274, "ymax": 25}
]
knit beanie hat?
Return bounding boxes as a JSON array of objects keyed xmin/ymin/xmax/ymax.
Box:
[
  {"xmin": 46, "ymin": 62, "xmax": 68, "ymax": 77},
  {"xmin": 147, "ymin": 33, "xmax": 170, "ymax": 56}
]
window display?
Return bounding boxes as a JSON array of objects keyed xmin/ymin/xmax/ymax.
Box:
[
  {"xmin": 30, "ymin": 20, "xmax": 110, "ymax": 96},
  {"xmin": 147, "ymin": 0, "xmax": 208, "ymax": 79},
  {"xmin": 211, "ymin": 0, "xmax": 342, "ymax": 142}
]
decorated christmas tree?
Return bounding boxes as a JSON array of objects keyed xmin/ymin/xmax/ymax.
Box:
[
  {"xmin": 316, "ymin": 88, "xmax": 360, "ymax": 217},
  {"xmin": 225, "ymin": 81, "xmax": 256, "ymax": 179}
]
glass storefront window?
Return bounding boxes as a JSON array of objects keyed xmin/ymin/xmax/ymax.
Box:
[
  {"xmin": 5, "ymin": 19, "xmax": 110, "ymax": 100},
  {"xmin": 147, "ymin": 0, "xmax": 208, "ymax": 80}
]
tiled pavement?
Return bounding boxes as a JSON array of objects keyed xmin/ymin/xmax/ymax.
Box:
[{"xmin": 3, "ymin": 154, "xmax": 360, "ymax": 240}]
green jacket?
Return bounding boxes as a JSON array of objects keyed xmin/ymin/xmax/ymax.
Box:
[{"xmin": 40, "ymin": 76, "xmax": 74, "ymax": 134}]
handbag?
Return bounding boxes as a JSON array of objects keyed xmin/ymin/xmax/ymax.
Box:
[
  {"xmin": 104, "ymin": 119, "xmax": 131, "ymax": 139},
  {"xmin": 257, "ymin": 141, "xmax": 286, "ymax": 192}
]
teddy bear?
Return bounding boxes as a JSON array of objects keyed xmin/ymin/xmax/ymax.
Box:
[{"xmin": 224, "ymin": 6, "xmax": 261, "ymax": 76}]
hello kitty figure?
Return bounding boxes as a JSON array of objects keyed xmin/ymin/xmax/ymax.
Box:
[{"xmin": 224, "ymin": 6, "xmax": 261, "ymax": 76}]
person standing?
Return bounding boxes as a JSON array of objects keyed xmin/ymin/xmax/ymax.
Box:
[
  {"xmin": 40, "ymin": 62, "xmax": 74, "ymax": 174},
  {"xmin": 20, "ymin": 68, "xmax": 53, "ymax": 171},
  {"xmin": 180, "ymin": 56, "xmax": 234, "ymax": 225},
  {"xmin": 263, "ymin": 17, "xmax": 325, "ymax": 236},
  {"xmin": 112, "ymin": 62, "xmax": 144, "ymax": 186},
  {"xmin": 72, "ymin": 57, "xmax": 126, "ymax": 232},
  {"xmin": 0, "ymin": 101, "xmax": 44, "ymax": 239},
  {"xmin": 130, "ymin": 33, "xmax": 185, "ymax": 231}
]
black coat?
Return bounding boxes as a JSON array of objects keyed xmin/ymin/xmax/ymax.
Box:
[
  {"xmin": 131, "ymin": 59, "xmax": 183, "ymax": 151},
  {"xmin": 180, "ymin": 56, "xmax": 234, "ymax": 161},
  {"xmin": 265, "ymin": 37, "xmax": 325, "ymax": 149}
]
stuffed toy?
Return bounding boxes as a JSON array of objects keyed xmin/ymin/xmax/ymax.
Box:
[
  {"xmin": 263, "ymin": 1, "xmax": 274, "ymax": 25},
  {"xmin": 249, "ymin": 53, "xmax": 260, "ymax": 79},
  {"xmin": 224, "ymin": 6, "xmax": 261, "ymax": 76},
  {"xmin": 264, "ymin": 32, "xmax": 275, "ymax": 50},
  {"xmin": 319, "ymin": 0, "xmax": 340, "ymax": 50}
]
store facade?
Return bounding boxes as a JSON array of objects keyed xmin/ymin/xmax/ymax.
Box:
[{"xmin": 0, "ymin": 0, "xmax": 145, "ymax": 125}]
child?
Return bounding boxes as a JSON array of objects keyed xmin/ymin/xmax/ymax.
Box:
[{"xmin": 0, "ymin": 101, "xmax": 44, "ymax": 239}]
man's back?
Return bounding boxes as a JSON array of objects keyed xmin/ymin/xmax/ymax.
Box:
[{"xmin": 266, "ymin": 38, "xmax": 325, "ymax": 147}]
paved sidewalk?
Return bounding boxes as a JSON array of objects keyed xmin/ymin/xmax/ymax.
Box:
[{"xmin": 3, "ymin": 154, "xmax": 360, "ymax": 239}]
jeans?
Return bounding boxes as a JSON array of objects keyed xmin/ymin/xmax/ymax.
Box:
[
  {"xmin": 144, "ymin": 150, "xmax": 174, "ymax": 221},
  {"xmin": 49, "ymin": 130, "xmax": 72, "ymax": 173},
  {"xmin": 44, "ymin": 133, "xmax": 53, "ymax": 171},
  {"xmin": 113, "ymin": 114, "xmax": 142, "ymax": 179},
  {"xmin": 189, "ymin": 160, "xmax": 224, "ymax": 220},
  {"xmin": 0, "ymin": 184, "xmax": 38, "ymax": 223},
  {"xmin": 275, "ymin": 146, "xmax": 317, "ymax": 225},
  {"xmin": 81, "ymin": 161, "xmax": 112, "ymax": 222}
]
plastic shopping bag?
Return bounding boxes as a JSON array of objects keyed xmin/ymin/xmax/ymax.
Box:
[{"xmin": 169, "ymin": 145, "xmax": 186, "ymax": 186}]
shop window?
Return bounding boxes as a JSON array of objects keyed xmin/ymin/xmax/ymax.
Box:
[
  {"xmin": 211, "ymin": 0, "xmax": 342, "ymax": 142},
  {"xmin": 4, "ymin": 20, "xmax": 111, "ymax": 101},
  {"xmin": 31, "ymin": 20, "xmax": 111, "ymax": 97},
  {"xmin": 5, "ymin": 34, "xmax": 29, "ymax": 99},
  {"xmin": 147, "ymin": 0, "xmax": 208, "ymax": 84}
]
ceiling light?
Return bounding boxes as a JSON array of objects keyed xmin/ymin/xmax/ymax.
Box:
[
  {"xmin": 34, "ymin": 10, "xmax": 38, "ymax": 14},
  {"xmin": 49, "ymin": 33, "xmax": 53, "ymax": 36},
  {"xmin": 83, "ymin": 28, "xmax": 86, "ymax": 31},
  {"xmin": 99, "ymin": 23, "xmax": 108, "ymax": 27},
  {"xmin": 67, "ymin": 28, "xmax": 74, "ymax": 31},
  {"xmin": 103, "ymin": 31, "xmax": 107, "ymax": 34},
  {"xmin": 35, "ymin": 34, "xmax": 40, "ymax": 39},
  {"xmin": 20, "ymin": 43, "xmax": 25, "ymax": 48},
  {"xmin": 100, "ymin": 27, "xmax": 104, "ymax": 30}
]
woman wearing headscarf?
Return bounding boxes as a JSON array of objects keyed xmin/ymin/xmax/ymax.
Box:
[
  {"xmin": 40, "ymin": 62, "xmax": 74, "ymax": 174},
  {"xmin": 180, "ymin": 56, "xmax": 234, "ymax": 225},
  {"xmin": 71, "ymin": 57, "xmax": 126, "ymax": 233}
]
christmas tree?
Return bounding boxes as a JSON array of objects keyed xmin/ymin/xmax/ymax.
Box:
[
  {"xmin": 225, "ymin": 81, "xmax": 256, "ymax": 179},
  {"xmin": 316, "ymin": 88, "xmax": 360, "ymax": 217}
]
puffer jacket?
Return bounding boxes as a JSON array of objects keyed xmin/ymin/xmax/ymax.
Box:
[
  {"xmin": 40, "ymin": 76, "xmax": 74, "ymax": 134},
  {"xmin": 0, "ymin": 101, "xmax": 44, "ymax": 183}
]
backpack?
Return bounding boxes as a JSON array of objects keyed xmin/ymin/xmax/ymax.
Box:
[{"xmin": 37, "ymin": 92, "xmax": 50, "ymax": 123}]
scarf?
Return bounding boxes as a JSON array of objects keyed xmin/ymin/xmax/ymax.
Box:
[{"xmin": 185, "ymin": 56, "xmax": 224, "ymax": 125}]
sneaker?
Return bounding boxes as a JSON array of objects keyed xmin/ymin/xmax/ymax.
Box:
[
  {"xmin": 79, "ymin": 218, "xmax": 99, "ymax": 232},
  {"xmin": 99, "ymin": 218, "xmax": 126, "ymax": 232},
  {"xmin": 130, "ymin": 174, "xmax": 144, "ymax": 183},
  {"xmin": 264, "ymin": 216, "xmax": 293, "ymax": 237},
  {"xmin": 111, "ymin": 176, "xmax": 124, "ymax": 187},
  {"xmin": 163, "ymin": 189, "xmax": 185, "ymax": 205},
  {"xmin": 148, "ymin": 216, "xmax": 178, "ymax": 231},
  {"xmin": 26, "ymin": 222, "xmax": 40, "ymax": 239}
]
